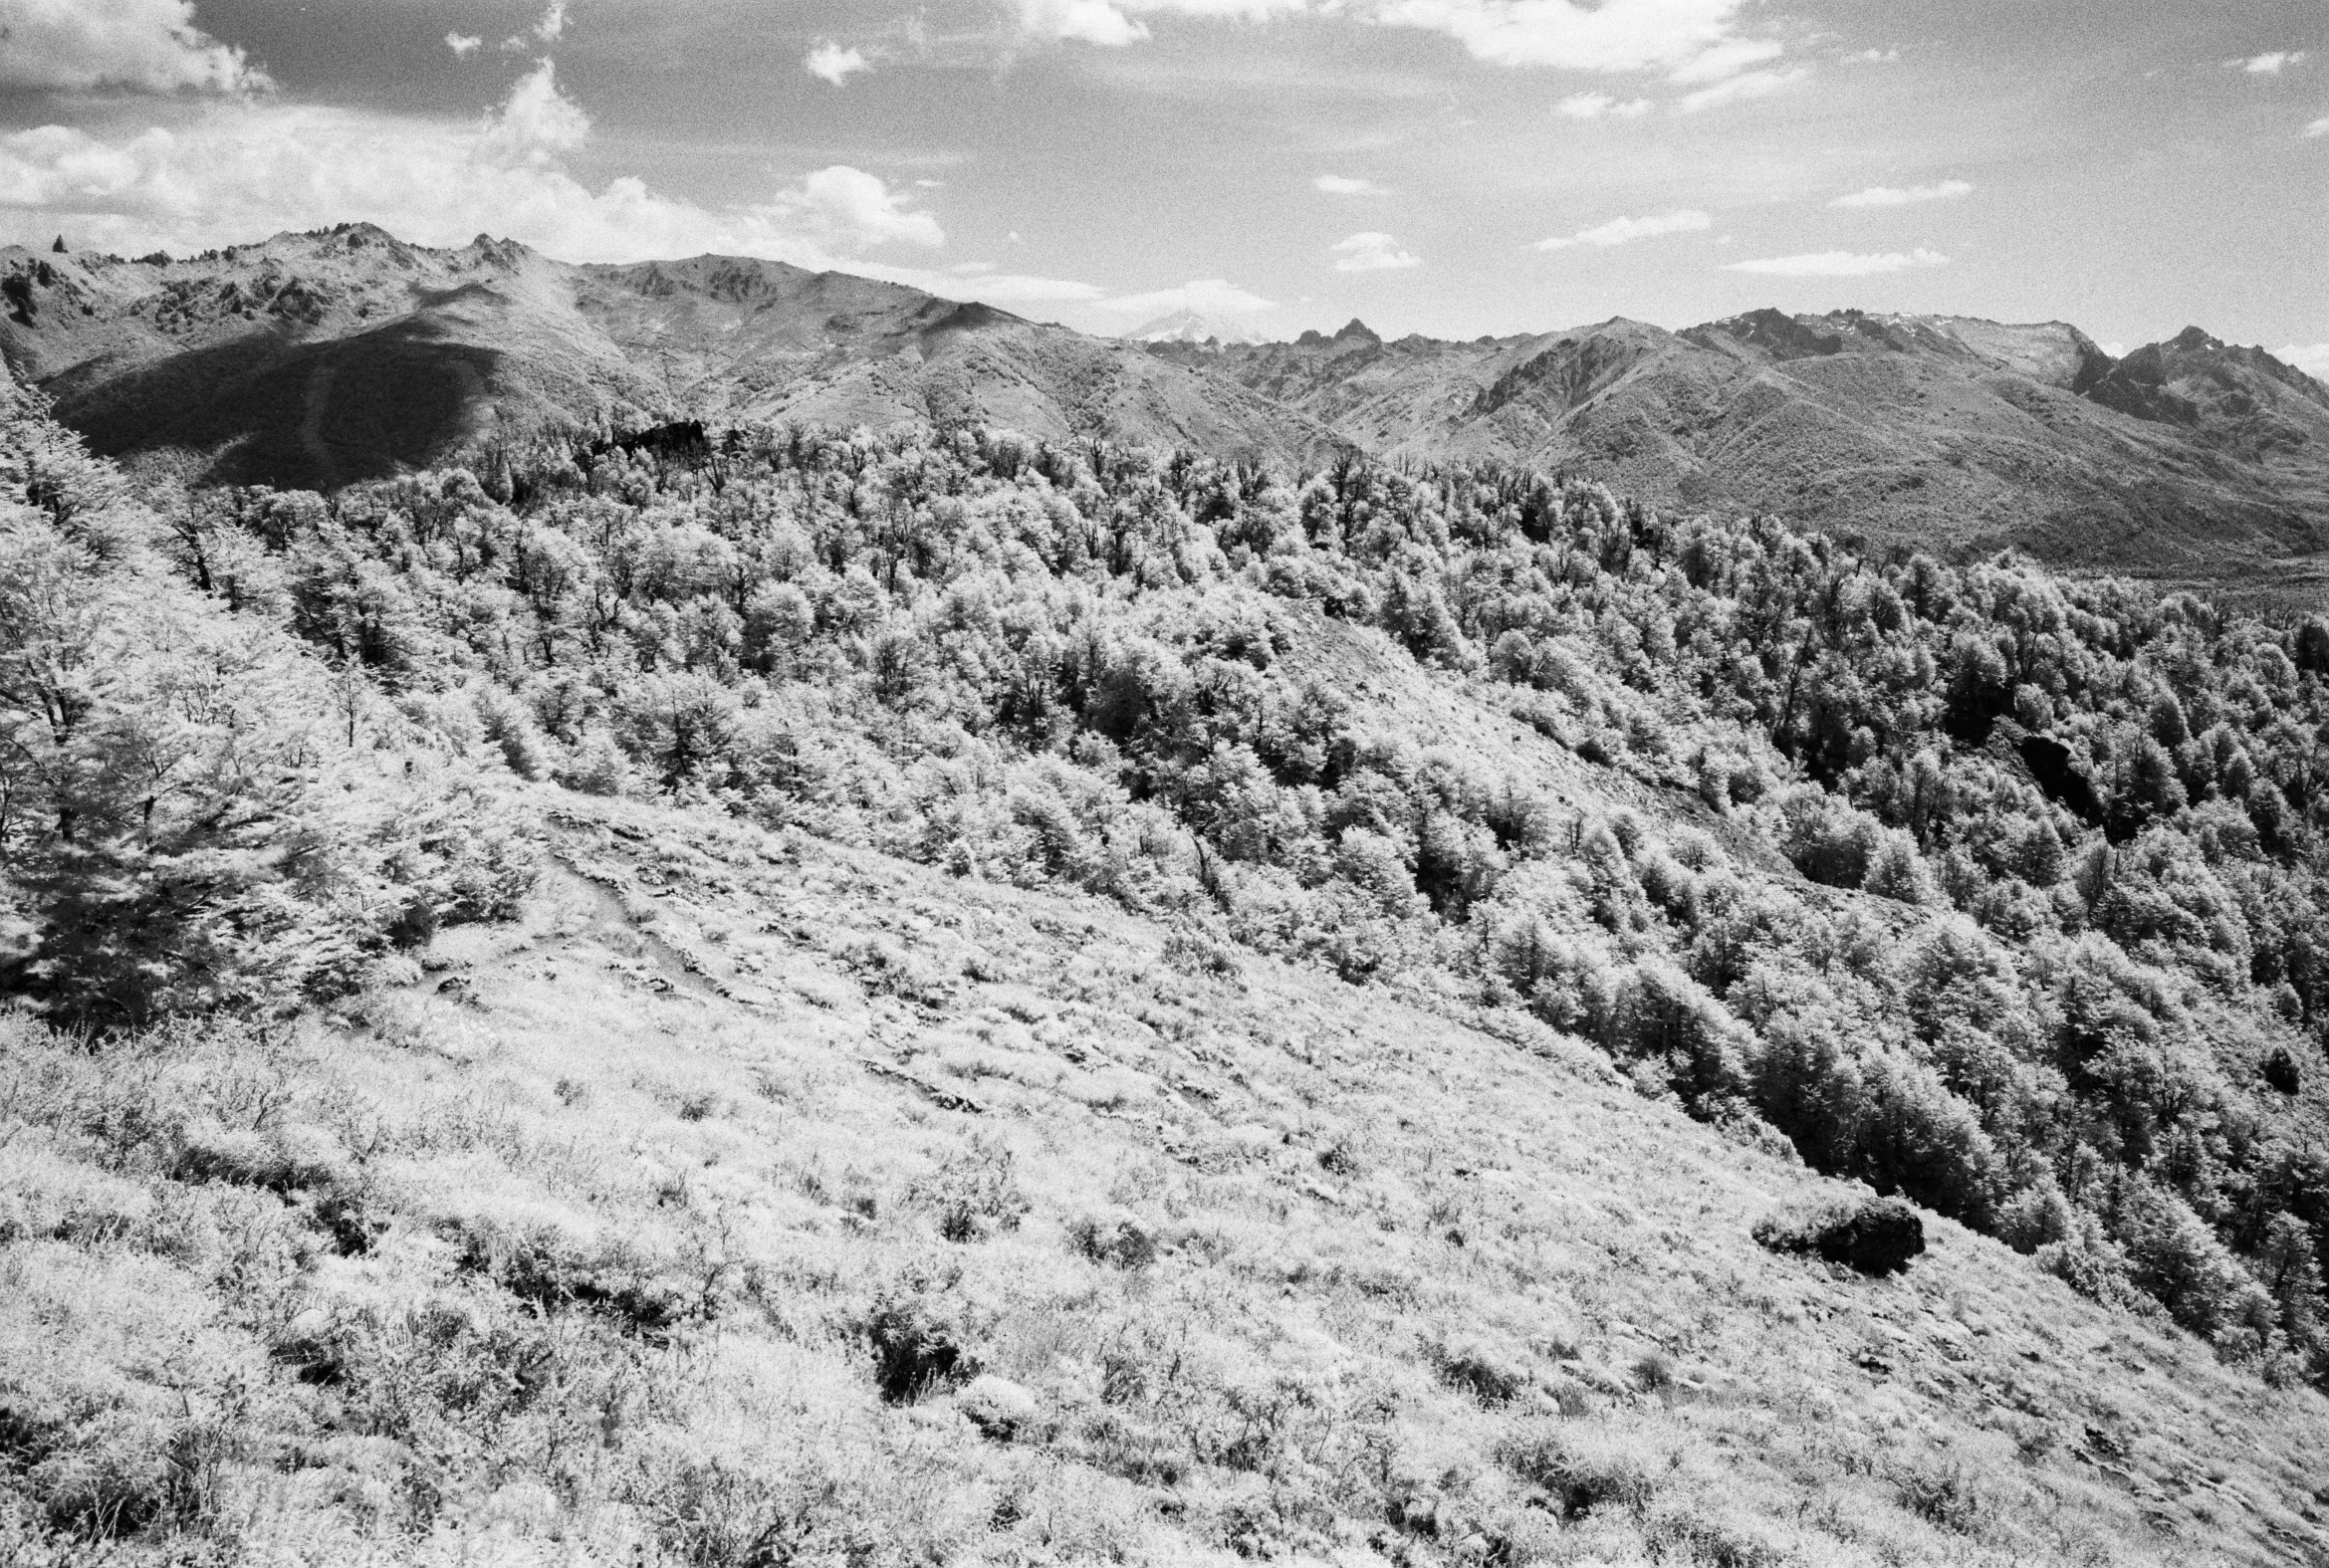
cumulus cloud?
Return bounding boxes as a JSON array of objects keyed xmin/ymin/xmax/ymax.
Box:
[
  {"xmin": 2308, "ymin": 114, "xmax": 2329, "ymax": 138},
  {"xmin": 2281, "ymin": 343, "xmax": 2329, "ymax": 379},
  {"xmin": 1330, "ymin": 231, "xmax": 1419, "ymax": 271},
  {"xmin": 1829, "ymin": 179, "xmax": 1973, "ymax": 209},
  {"xmin": 1090, "ymin": 278, "xmax": 1277, "ymax": 315},
  {"xmin": 0, "ymin": 62, "xmax": 950, "ymax": 262},
  {"xmin": 794, "ymin": 165, "xmax": 943, "ymax": 247},
  {"xmin": 2233, "ymin": 51, "xmax": 2304, "ymax": 75},
  {"xmin": 1533, "ymin": 208, "xmax": 1708, "ymax": 250},
  {"xmin": 0, "ymin": 0, "xmax": 269, "ymax": 95},
  {"xmin": 806, "ymin": 42, "xmax": 872, "ymax": 85},
  {"xmin": 1013, "ymin": 0, "xmax": 1783, "ymax": 85},
  {"xmin": 446, "ymin": 32, "xmax": 484, "ymax": 58},
  {"xmin": 1555, "ymin": 92, "xmax": 1649, "ymax": 118},
  {"xmin": 1675, "ymin": 65, "xmax": 1803, "ymax": 112},
  {"xmin": 1725, "ymin": 246, "xmax": 1949, "ymax": 277},
  {"xmin": 1314, "ymin": 174, "xmax": 1386, "ymax": 194}
]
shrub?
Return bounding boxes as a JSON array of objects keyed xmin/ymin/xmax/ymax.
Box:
[
  {"xmin": 908, "ymin": 1137, "xmax": 1028, "ymax": 1242},
  {"xmin": 1067, "ymin": 1211, "xmax": 1158, "ymax": 1270},
  {"xmin": 1894, "ymin": 1460, "xmax": 1986, "ymax": 1533},
  {"xmin": 1752, "ymin": 1194, "xmax": 1926, "ymax": 1276},
  {"xmin": 861, "ymin": 1298, "xmax": 979, "ymax": 1404},
  {"xmin": 1497, "ymin": 1425, "xmax": 1656, "ymax": 1519},
  {"xmin": 1426, "ymin": 1336, "xmax": 1526, "ymax": 1406}
]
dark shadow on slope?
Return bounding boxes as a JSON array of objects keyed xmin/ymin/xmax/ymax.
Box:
[{"xmin": 55, "ymin": 317, "xmax": 503, "ymax": 490}]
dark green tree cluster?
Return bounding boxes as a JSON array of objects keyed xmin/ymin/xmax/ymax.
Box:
[{"xmin": 0, "ymin": 391, "xmax": 532, "ymax": 1025}]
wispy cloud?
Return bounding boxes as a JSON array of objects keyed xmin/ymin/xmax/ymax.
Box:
[
  {"xmin": 1676, "ymin": 66, "xmax": 1804, "ymax": 112},
  {"xmin": 502, "ymin": 0, "xmax": 568, "ymax": 53},
  {"xmin": 2308, "ymin": 114, "xmax": 2329, "ymax": 138},
  {"xmin": 1555, "ymin": 92, "xmax": 1650, "ymax": 119},
  {"xmin": 1829, "ymin": 179, "xmax": 1973, "ymax": 209},
  {"xmin": 1330, "ymin": 230, "xmax": 1419, "ymax": 271},
  {"xmin": 1534, "ymin": 208, "xmax": 1709, "ymax": 251},
  {"xmin": 1090, "ymin": 278, "xmax": 1277, "ymax": 315},
  {"xmin": 445, "ymin": 33, "xmax": 483, "ymax": 59},
  {"xmin": 1012, "ymin": 0, "xmax": 1785, "ymax": 87},
  {"xmin": 1314, "ymin": 174, "xmax": 1387, "ymax": 195},
  {"xmin": 2231, "ymin": 51, "xmax": 2304, "ymax": 75},
  {"xmin": 806, "ymin": 42, "xmax": 872, "ymax": 85},
  {"xmin": 1725, "ymin": 246, "xmax": 1949, "ymax": 277}
]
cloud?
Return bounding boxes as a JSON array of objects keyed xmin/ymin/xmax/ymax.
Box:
[
  {"xmin": 1314, "ymin": 174, "xmax": 1387, "ymax": 194},
  {"xmin": 1829, "ymin": 179, "xmax": 1973, "ymax": 209},
  {"xmin": 1370, "ymin": 0, "xmax": 1764, "ymax": 76},
  {"xmin": 0, "ymin": 0, "xmax": 269, "ymax": 94},
  {"xmin": 795, "ymin": 164, "xmax": 943, "ymax": 247},
  {"xmin": 2233, "ymin": 51, "xmax": 2304, "ymax": 75},
  {"xmin": 1847, "ymin": 48, "xmax": 1899, "ymax": 64},
  {"xmin": 2281, "ymin": 343, "xmax": 2329, "ymax": 379},
  {"xmin": 1015, "ymin": 0, "xmax": 1152, "ymax": 46},
  {"xmin": 0, "ymin": 62, "xmax": 950, "ymax": 262},
  {"xmin": 1666, "ymin": 36, "xmax": 1780, "ymax": 85},
  {"xmin": 806, "ymin": 42, "xmax": 872, "ymax": 85},
  {"xmin": 920, "ymin": 271, "xmax": 1103, "ymax": 304},
  {"xmin": 1534, "ymin": 207, "xmax": 1709, "ymax": 250},
  {"xmin": 1725, "ymin": 247, "xmax": 1949, "ymax": 277},
  {"xmin": 1555, "ymin": 92, "xmax": 1649, "ymax": 118},
  {"xmin": 1330, "ymin": 231, "xmax": 1419, "ymax": 271},
  {"xmin": 1012, "ymin": 0, "xmax": 1781, "ymax": 83},
  {"xmin": 503, "ymin": 0, "xmax": 568, "ymax": 53},
  {"xmin": 446, "ymin": 32, "xmax": 484, "ymax": 58},
  {"xmin": 1090, "ymin": 278, "xmax": 1277, "ymax": 315},
  {"xmin": 2308, "ymin": 114, "xmax": 2329, "ymax": 138},
  {"xmin": 1675, "ymin": 65, "xmax": 1804, "ymax": 112}
]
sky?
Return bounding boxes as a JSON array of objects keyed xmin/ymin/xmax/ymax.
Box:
[{"xmin": 0, "ymin": 0, "xmax": 2324, "ymax": 370}]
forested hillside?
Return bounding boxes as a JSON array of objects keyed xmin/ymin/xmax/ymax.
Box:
[{"xmin": 12, "ymin": 377, "xmax": 2329, "ymax": 1563}]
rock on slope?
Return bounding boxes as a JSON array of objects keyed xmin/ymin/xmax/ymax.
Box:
[
  {"xmin": 0, "ymin": 226, "xmax": 1340, "ymax": 490},
  {"xmin": 1159, "ymin": 310, "xmax": 2329, "ymax": 599}
]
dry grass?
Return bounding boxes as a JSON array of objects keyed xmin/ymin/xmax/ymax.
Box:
[{"xmin": 6, "ymin": 788, "xmax": 2329, "ymax": 1565}]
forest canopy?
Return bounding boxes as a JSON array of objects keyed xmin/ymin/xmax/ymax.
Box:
[{"xmin": 13, "ymin": 386, "xmax": 2329, "ymax": 1387}]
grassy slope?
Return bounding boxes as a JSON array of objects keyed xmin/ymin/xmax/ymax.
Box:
[{"xmin": 12, "ymin": 782, "xmax": 2329, "ymax": 1566}]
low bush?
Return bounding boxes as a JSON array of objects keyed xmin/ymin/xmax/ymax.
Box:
[{"xmin": 1752, "ymin": 1194, "xmax": 1926, "ymax": 1276}]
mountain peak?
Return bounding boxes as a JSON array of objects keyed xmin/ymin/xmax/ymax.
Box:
[
  {"xmin": 1123, "ymin": 308, "xmax": 1265, "ymax": 346},
  {"xmin": 1333, "ymin": 318, "xmax": 1380, "ymax": 344},
  {"xmin": 2169, "ymin": 326, "xmax": 2224, "ymax": 353}
]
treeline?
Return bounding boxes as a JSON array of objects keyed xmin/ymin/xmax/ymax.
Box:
[{"xmin": 18, "ymin": 394, "xmax": 2329, "ymax": 1380}]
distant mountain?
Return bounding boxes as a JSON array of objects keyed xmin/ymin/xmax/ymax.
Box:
[
  {"xmin": 0, "ymin": 226, "xmax": 1341, "ymax": 490},
  {"xmin": 1153, "ymin": 309, "xmax": 2329, "ymax": 600},
  {"xmin": 6, "ymin": 224, "xmax": 2329, "ymax": 601},
  {"xmin": 1121, "ymin": 309, "xmax": 1267, "ymax": 346}
]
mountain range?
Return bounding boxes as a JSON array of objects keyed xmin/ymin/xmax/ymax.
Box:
[
  {"xmin": 5, "ymin": 224, "xmax": 2328, "ymax": 601},
  {"xmin": 1150, "ymin": 312, "xmax": 2329, "ymax": 598}
]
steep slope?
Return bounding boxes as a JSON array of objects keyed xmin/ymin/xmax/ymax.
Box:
[
  {"xmin": 13, "ymin": 790, "xmax": 2329, "ymax": 1566},
  {"xmin": 1160, "ymin": 310, "xmax": 2329, "ymax": 601},
  {"xmin": 0, "ymin": 227, "xmax": 1338, "ymax": 491}
]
